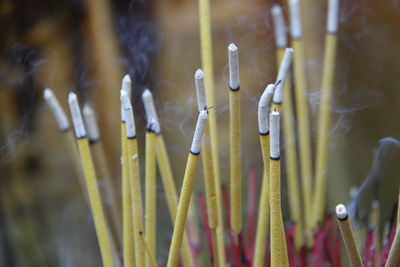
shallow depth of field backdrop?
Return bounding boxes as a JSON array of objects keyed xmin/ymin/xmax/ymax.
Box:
[{"xmin": 0, "ymin": 0, "xmax": 400, "ymax": 266}]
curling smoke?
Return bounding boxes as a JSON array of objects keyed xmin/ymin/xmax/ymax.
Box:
[{"xmin": 349, "ymin": 137, "xmax": 400, "ymax": 221}]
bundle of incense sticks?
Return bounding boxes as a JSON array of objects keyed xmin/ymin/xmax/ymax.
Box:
[{"xmin": 41, "ymin": 0, "xmax": 400, "ymax": 266}]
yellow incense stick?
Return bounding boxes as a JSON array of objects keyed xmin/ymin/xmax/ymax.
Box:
[
  {"xmin": 121, "ymin": 121, "xmax": 135, "ymax": 267},
  {"xmin": 145, "ymin": 130, "xmax": 157, "ymax": 267},
  {"xmin": 312, "ymin": 0, "xmax": 340, "ymax": 228},
  {"xmin": 198, "ymin": 0, "xmax": 226, "ymax": 265},
  {"xmin": 68, "ymin": 93, "xmax": 115, "ymax": 267},
  {"xmin": 269, "ymin": 111, "xmax": 289, "ymax": 267},
  {"xmin": 253, "ymin": 135, "xmax": 271, "ymax": 267},
  {"xmin": 254, "ymin": 84, "xmax": 276, "ymax": 266},
  {"xmin": 83, "ymin": 103, "xmax": 123, "ymax": 250},
  {"xmin": 336, "ymin": 204, "xmax": 363, "ymax": 267},
  {"xmin": 167, "ymin": 111, "xmax": 208, "ymax": 267},
  {"xmin": 121, "ymin": 92, "xmax": 145, "ymax": 267},
  {"xmin": 142, "ymin": 89, "xmax": 194, "ymax": 267},
  {"xmin": 195, "ymin": 69, "xmax": 218, "ymax": 229},
  {"xmin": 140, "ymin": 232, "xmax": 159, "ymax": 267},
  {"xmin": 228, "ymin": 43, "xmax": 241, "ymax": 235},
  {"xmin": 270, "ymin": 14, "xmax": 303, "ymax": 245},
  {"xmin": 289, "ymin": 0, "xmax": 313, "ymax": 246}
]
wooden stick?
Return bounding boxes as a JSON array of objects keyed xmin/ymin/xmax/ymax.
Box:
[
  {"xmin": 335, "ymin": 204, "xmax": 363, "ymax": 267},
  {"xmin": 142, "ymin": 89, "xmax": 194, "ymax": 267},
  {"xmin": 145, "ymin": 124, "xmax": 157, "ymax": 267},
  {"xmin": 83, "ymin": 103, "xmax": 123, "ymax": 250},
  {"xmin": 198, "ymin": 0, "xmax": 226, "ymax": 264},
  {"xmin": 289, "ymin": 0, "xmax": 314, "ymax": 247},
  {"xmin": 44, "ymin": 88, "xmax": 89, "ymax": 194},
  {"xmin": 167, "ymin": 110, "xmax": 208, "ymax": 267},
  {"xmin": 195, "ymin": 69, "xmax": 218, "ymax": 229},
  {"xmin": 139, "ymin": 232, "xmax": 159, "ymax": 267},
  {"xmin": 228, "ymin": 43, "xmax": 241, "ymax": 237},
  {"xmin": 120, "ymin": 78, "xmax": 135, "ymax": 267},
  {"xmin": 253, "ymin": 84, "xmax": 276, "ymax": 267},
  {"xmin": 269, "ymin": 111, "xmax": 289, "ymax": 267},
  {"xmin": 312, "ymin": 0, "xmax": 340, "ymax": 228},
  {"xmin": 68, "ymin": 93, "xmax": 115, "ymax": 267},
  {"xmin": 122, "ymin": 91, "xmax": 145, "ymax": 267}
]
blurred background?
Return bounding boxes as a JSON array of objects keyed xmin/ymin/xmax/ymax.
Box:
[{"xmin": 1, "ymin": 0, "xmax": 400, "ymax": 266}]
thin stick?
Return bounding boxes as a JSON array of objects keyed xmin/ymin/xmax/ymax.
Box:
[
  {"xmin": 195, "ymin": 69, "xmax": 218, "ymax": 229},
  {"xmin": 167, "ymin": 110, "xmax": 208, "ymax": 267},
  {"xmin": 335, "ymin": 204, "xmax": 363, "ymax": 267},
  {"xmin": 122, "ymin": 91, "xmax": 145, "ymax": 267},
  {"xmin": 198, "ymin": 0, "xmax": 226, "ymax": 265},
  {"xmin": 120, "ymin": 77, "xmax": 135, "ymax": 267},
  {"xmin": 142, "ymin": 89, "xmax": 194, "ymax": 267},
  {"xmin": 83, "ymin": 103, "xmax": 123, "ymax": 250},
  {"xmin": 44, "ymin": 89, "xmax": 86, "ymax": 194},
  {"xmin": 68, "ymin": 93, "xmax": 115, "ymax": 267},
  {"xmin": 312, "ymin": 0, "xmax": 340, "ymax": 228},
  {"xmin": 289, "ymin": 0, "xmax": 314, "ymax": 246},
  {"xmin": 228, "ymin": 43, "xmax": 241, "ymax": 237},
  {"xmin": 139, "ymin": 232, "xmax": 159, "ymax": 267},
  {"xmin": 253, "ymin": 84, "xmax": 276, "ymax": 267},
  {"xmin": 145, "ymin": 123, "xmax": 157, "ymax": 267},
  {"xmin": 269, "ymin": 111, "xmax": 289, "ymax": 267}
]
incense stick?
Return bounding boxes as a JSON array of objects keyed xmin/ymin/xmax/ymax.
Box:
[
  {"xmin": 271, "ymin": 8, "xmax": 303, "ymax": 249},
  {"xmin": 167, "ymin": 110, "xmax": 208, "ymax": 267},
  {"xmin": 195, "ymin": 69, "xmax": 218, "ymax": 230},
  {"xmin": 68, "ymin": 92, "xmax": 115, "ymax": 267},
  {"xmin": 269, "ymin": 111, "xmax": 289, "ymax": 267},
  {"xmin": 195, "ymin": 69, "xmax": 219, "ymax": 265},
  {"xmin": 139, "ymin": 232, "xmax": 159, "ymax": 267},
  {"xmin": 145, "ymin": 119, "xmax": 157, "ymax": 267},
  {"xmin": 142, "ymin": 89, "xmax": 194, "ymax": 267},
  {"xmin": 228, "ymin": 43, "xmax": 242, "ymax": 237},
  {"xmin": 198, "ymin": 0, "xmax": 226, "ymax": 264},
  {"xmin": 312, "ymin": 0, "xmax": 340, "ymax": 228},
  {"xmin": 254, "ymin": 83, "xmax": 276, "ymax": 267},
  {"xmin": 122, "ymin": 91, "xmax": 145, "ymax": 267},
  {"xmin": 83, "ymin": 103, "xmax": 122, "ymax": 250},
  {"xmin": 289, "ymin": 0, "xmax": 314, "ymax": 246},
  {"xmin": 120, "ymin": 76, "xmax": 135, "ymax": 267},
  {"xmin": 44, "ymin": 89, "xmax": 87, "ymax": 194},
  {"xmin": 336, "ymin": 204, "xmax": 363, "ymax": 267}
]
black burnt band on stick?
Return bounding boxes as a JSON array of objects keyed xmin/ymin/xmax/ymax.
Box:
[
  {"xmin": 229, "ymin": 86, "xmax": 240, "ymax": 92},
  {"xmin": 270, "ymin": 156, "xmax": 280, "ymax": 161},
  {"xmin": 190, "ymin": 150, "xmax": 200, "ymax": 156},
  {"xmin": 259, "ymin": 131, "xmax": 270, "ymax": 136}
]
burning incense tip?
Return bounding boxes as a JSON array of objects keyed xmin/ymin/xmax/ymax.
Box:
[
  {"xmin": 82, "ymin": 103, "xmax": 100, "ymax": 142},
  {"xmin": 121, "ymin": 91, "xmax": 136, "ymax": 138},
  {"xmin": 271, "ymin": 5, "xmax": 287, "ymax": 48},
  {"xmin": 68, "ymin": 92, "xmax": 86, "ymax": 139},
  {"xmin": 270, "ymin": 111, "xmax": 280, "ymax": 158},
  {"xmin": 336, "ymin": 204, "xmax": 348, "ymax": 220},
  {"xmin": 43, "ymin": 88, "xmax": 70, "ymax": 131},
  {"xmin": 228, "ymin": 43, "xmax": 240, "ymax": 90},
  {"xmin": 327, "ymin": 0, "xmax": 340, "ymax": 33},
  {"xmin": 273, "ymin": 48, "xmax": 293, "ymax": 104},
  {"xmin": 142, "ymin": 89, "xmax": 160, "ymax": 134},
  {"xmin": 190, "ymin": 110, "xmax": 208, "ymax": 155},
  {"xmin": 258, "ymin": 84, "xmax": 277, "ymax": 134},
  {"xmin": 122, "ymin": 74, "xmax": 132, "ymax": 97},
  {"xmin": 289, "ymin": 0, "xmax": 302, "ymax": 39},
  {"xmin": 195, "ymin": 69, "xmax": 207, "ymax": 112}
]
